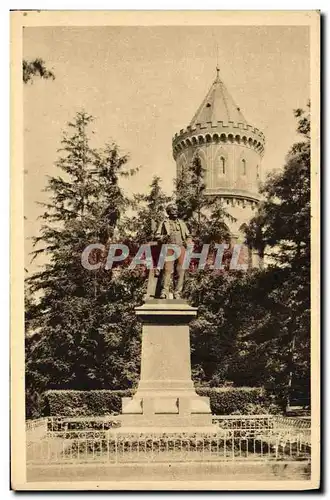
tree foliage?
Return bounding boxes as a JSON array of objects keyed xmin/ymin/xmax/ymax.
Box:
[
  {"xmin": 25, "ymin": 112, "xmax": 143, "ymax": 417},
  {"xmin": 23, "ymin": 58, "xmax": 55, "ymax": 84},
  {"xmin": 241, "ymin": 102, "xmax": 311, "ymax": 407},
  {"xmin": 125, "ymin": 176, "xmax": 171, "ymax": 245}
]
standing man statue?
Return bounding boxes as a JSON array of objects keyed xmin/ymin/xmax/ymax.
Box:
[{"xmin": 155, "ymin": 203, "xmax": 191, "ymax": 299}]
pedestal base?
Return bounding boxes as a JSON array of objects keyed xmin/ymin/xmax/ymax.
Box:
[
  {"xmin": 121, "ymin": 300, "xmax": 212, "ymax": 429},
  {"xmin": 121, "ymin": 391, "xmax": 212, "ymax": 428}
]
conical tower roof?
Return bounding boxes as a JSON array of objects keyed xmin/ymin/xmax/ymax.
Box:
[{"xmin": 190, "ymin": 68, "xmax": 247, "ymax": 126}]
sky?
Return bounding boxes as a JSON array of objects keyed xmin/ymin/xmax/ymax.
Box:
[{"xmin": 24, "ymin": 25, "xmax": 310, "ymax": 272}]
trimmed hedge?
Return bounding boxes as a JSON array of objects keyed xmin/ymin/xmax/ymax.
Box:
[
  {"xmin": 43, "ymin": 390, "xmax": 135, "ymax": 417},
  {"xmin": 43, "ymin": 387, "xmax": 270, "ymax": 417},
  {"xmin": 195, "ymin": 387, "xmax": 269, "ymax": 415}
]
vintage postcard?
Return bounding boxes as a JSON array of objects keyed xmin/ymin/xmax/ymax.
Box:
[{"xmin": 11, "ymin": 10, "xmax": 320, "ymax": 490}]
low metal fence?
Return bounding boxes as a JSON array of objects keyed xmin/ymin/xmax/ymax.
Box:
[
  {"xmin": 46, "ymin": 415, "xmax": 122, "ymax": 433},
  {"xmin": 212, "ymin": 415, "xmax": 273, "ymax": 430},
  {"xmin": 40, "ymin": 414, "xmax": 311, "ymax": 432},
  {"xmin": 212, "ymin": 415, "xmax": 311, "ymax": 447},
  {"xmin": 26, "ymin": 414, "xmax": 311, "ymax": 465},
  {"xmin": 26, "ymin": 418, "xmax": 48, "ymax": 443}
]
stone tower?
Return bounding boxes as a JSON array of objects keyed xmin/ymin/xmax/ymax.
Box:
[{"xmin": 172, "ymin": 68, "xmax": 265, "ymax": 261}]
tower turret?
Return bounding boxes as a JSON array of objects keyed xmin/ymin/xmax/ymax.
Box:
[{"xmin": 172, "ymin": 68, "xmax": 265, "ymax": 248}]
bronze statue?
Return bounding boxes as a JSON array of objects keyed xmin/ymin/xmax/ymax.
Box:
[{"xmin": 155, "ymin": 203, "xmax": 191, "ymax": 299}]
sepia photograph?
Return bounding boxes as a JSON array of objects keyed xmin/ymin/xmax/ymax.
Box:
[{"xmin": 11, "ymin": 10, "xmax": 320, "ymax": 490}]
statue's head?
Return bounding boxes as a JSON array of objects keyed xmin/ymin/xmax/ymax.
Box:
[{"xmin": 166, "ymin": 203, "xmax": 178, "ymax": 220}]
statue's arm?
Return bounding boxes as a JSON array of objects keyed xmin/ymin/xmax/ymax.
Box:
[{"xmin": 182, "ymin": 221, "xmax": 193, "ymax": 246}]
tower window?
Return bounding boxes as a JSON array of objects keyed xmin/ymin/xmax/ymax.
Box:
[
  {"xmin": 220, "ymin": 156, "xmax": 225, "ymax": 175},
  {"xmin": 257, "ymin": 165, "xmax": 260, "ymax": 179},
  {"xmin": 215, "ymin": 156, "xmax": 226, "ymax": 184},
  {"xmin": 241, "ymin": 159, "xmax": 246, "ymax": 176}
]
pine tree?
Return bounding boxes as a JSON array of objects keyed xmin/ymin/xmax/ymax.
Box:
[{"xmin": 25, "ymin": 112, "xmax": 143, "ymax": 417}]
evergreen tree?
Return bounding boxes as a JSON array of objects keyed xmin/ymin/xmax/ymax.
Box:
[
  {"xmin": 246, "ymin": 104, "xmax": 310, "ymax": 267},
  {"xmin": 25, "ymin": 112, "xmax": 143, "ymax": 417},
  {"xmin": 125, "ymin": 176, "xmax": 171, "ymax": 245},
  {"xmin": 241, "ymin": 103, "xmax": 311, "ymax": 408}
]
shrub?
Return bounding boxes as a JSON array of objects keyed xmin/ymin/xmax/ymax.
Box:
[
  {"xmin": 195, "ymin": 386, "xmax": 270, "ymax": 415},
  {"xmin": 42, "ymin": 389, "xmax": 135, "ymax": 417},
  {"xmin": 42, "ymin": 386, "xmax": 273, "ymax": 417}
]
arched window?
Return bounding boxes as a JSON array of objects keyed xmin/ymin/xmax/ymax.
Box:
[
  {"xmin": 241, "ymin": 158, "xmax": 246, "ymax": 176},
  {"xmin": 220, "ymin": 156, "xmax": 226, "ymax": 175},
  {"xmin": 256, "ymin": 164, "xmax": 260, "ymax": 179},
  {"xmin": 214, "ymin": 155, "xmax": 226, "ymax": 186}
]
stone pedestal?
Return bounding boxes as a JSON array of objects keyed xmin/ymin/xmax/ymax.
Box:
[{"xmin": 120, "ymin": 300, "xmax": 213, "ymax": 430}]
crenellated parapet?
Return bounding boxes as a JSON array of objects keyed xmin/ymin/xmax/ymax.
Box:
[{"xmin": 172, "ymin": 120, "xmax": 265, "ymax": 160}]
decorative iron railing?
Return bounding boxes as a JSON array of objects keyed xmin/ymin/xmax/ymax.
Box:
[
  {"xmin": 212, "ymin": 415, "xmax": 273, "ymax": 430},
  {"xmin": 46, "ymin": 415, "xmax": 122, "ymax": 433},
  {"xmin": 26, "ymin": 417, "xmax": 48, "ymax": 443},
  {"xmin": 212, "ymin": 415, "xmax": 311, "ymax": 446},
  {"xmin": 26, "ymin": 414, "xmax": 311, "ymax": 465},
  {"xmin": 272, "ymin": 415, "xmax": 311, "ymax": 430},
  {"xmin": 35, "ymin": 414, "xmax": 311, "ymax": 432}
]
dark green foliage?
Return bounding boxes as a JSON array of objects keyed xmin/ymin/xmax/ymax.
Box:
[
  {"xmin": 186, "ymin": 268, "xmax": 293, "ymax": 391},
  {"xmin": 124, "ymin": 176, "xmax": 171, "ymax": 245},
  {"xmin": 43, "ymin": 387, "xmax": 273, "ymax": 417},
  {"xmin": 23, "ymin": 58, "xmax": 55, "ymax": 84},
  {"xmin": 25, "ymin": 112, "xmax": 143, "ymax": 419},
  {"xmin": 196, "ymin": 387, "xmax": 275, "ymax": 415},
  {"xmin": 43, "ymin": 389, "xmax": 135, "ymax": 416},
  {"xmin": 243, "ymin": 102, "xmax": 311, "ymax": 409}
]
